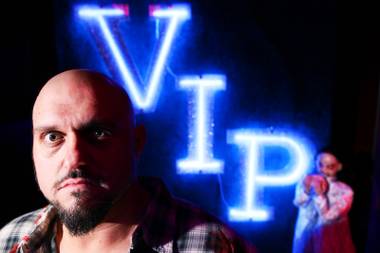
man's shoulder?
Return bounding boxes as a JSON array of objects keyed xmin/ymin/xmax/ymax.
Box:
[
  {"xmin": 142, "ymin": 177, "xmax": 224, "ymax": 231},
  {"xmin": 140, "ymin": 177, "xmax": 256, "ymax": 252},
  {"xmin": 0, "ymin": 208, "xmax": 44, "ymax": 251},
  {"xmin": 170, "ymin": 198, "xmax": 256, "ymax": 252},
  {"xmin": 147, "ymin": 197, "xmax": 256, "ymax": 253}
]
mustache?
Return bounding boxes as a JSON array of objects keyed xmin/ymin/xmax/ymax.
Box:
[{"xmin": 54, "ymin": 169, "xmax": 102, "ymax": 189}]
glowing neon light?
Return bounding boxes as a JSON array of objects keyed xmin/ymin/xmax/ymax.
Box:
[
  {"xmin": 151, "ymin": 5, "xmax": 191, "ymax": 18},
  {"xmin": 75, "ymin": 4, "xmax": 316, "ymax": 223},
  {"xmin": 78, "ymin": 4, "xmax": 191, "ymax": 112},
  {"xmin": 177, "ymin": 75, "xmax": 225, "ymax": 174},
  {"xmin": 227, "ymin": 130, "xmax": 310, "ymax": 221},
  {"xmin": 78, "ymin": 8, "xmax": 124, "ymax": 17}
]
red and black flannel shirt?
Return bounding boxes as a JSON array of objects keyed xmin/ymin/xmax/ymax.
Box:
[{"xmin": 0, "ymin": 178, "xmax": 256, "ymax": 253}]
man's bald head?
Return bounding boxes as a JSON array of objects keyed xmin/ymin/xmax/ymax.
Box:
[{"xmin": 33, "ymin": 69, "xmax": 134, "ymax": 127}]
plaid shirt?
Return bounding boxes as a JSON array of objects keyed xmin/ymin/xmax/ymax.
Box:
[{"xmin": 0, "ymin": 178, "xmax": 256, "ymax": 253}]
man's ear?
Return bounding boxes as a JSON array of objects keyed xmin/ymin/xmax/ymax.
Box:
[{"xmin": 134, "ymin": 124, "xmax": 146, "ymax": 159}]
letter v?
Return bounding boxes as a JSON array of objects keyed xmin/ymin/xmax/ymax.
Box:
[{"xmin": 78, "ymin": 4, "xmax": 191, "ymax": 112}]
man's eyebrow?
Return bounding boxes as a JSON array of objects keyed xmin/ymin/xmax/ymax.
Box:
[
  {"xmin": 33, "ymin": 125, "xmax": 60, "ymax": 134},
  {"xmin": 33, "ymin": 120, "xmax": 120, "ymax": 133},
  {"xmin": 78, "ymin": 120, "xmax": 119, "ymax": 130}
]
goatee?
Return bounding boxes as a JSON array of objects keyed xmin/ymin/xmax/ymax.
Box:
[{"xmin": 52, "ymin": 190, "xmax": 113, "ymax": 236}]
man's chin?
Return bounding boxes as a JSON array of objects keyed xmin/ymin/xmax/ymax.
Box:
[{"xmin": 51, "ymin": 194, "xmax": 113, "ymax": 236}]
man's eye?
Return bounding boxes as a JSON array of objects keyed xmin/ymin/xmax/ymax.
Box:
[
  {"xmin": 44, "ymin": 132, "xmax": 63, "ymax": 143},
  {"xmin": 92, "ymin": 128, "xmax": 111, "ymax": 140}
]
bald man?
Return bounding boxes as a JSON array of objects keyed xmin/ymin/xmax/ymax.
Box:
[{"xmin": 0, "ymin": 70, "xmax": 255, "ymax": 253}]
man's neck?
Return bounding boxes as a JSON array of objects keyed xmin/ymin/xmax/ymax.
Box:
[{"xmin": 56, "ymin": 182, "xmax": 151, "ymax": 253}]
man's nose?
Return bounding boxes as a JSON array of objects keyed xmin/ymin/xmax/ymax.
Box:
[{"xmin": 63, "ymin": 133, "xmax": 87, "ymax": 170}]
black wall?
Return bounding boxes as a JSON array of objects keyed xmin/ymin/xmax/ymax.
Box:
[{"xmin": 1, "ymin": 1, "xmax": 379, "ymax": 253}]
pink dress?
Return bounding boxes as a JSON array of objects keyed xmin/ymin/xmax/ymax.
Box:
[{"xmin": 293, "ymin": 176, "xmax": 356, "ymax": 253}]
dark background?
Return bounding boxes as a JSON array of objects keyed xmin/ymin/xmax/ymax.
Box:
[{"xmin": 1, "ymin": 1, "xmax": 379, "ymax": 252}]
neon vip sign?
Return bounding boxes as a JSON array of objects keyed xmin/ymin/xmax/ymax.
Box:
[{"xmin": 78, "ymin": 4, "xmax": 311, "ymax": 221}]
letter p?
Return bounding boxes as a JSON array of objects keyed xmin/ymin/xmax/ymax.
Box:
[{"xmin": 227, "ymin": 129, "xmax": 310, "ymax": 221}]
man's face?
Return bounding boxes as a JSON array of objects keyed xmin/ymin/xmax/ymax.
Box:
[
  {"xmin": 32, "ymin": 71, "xmax": 141, "ymax": 234},
  {"xmin": 316, "ymin": 152, "xmax": 341, "ymax": 177}
]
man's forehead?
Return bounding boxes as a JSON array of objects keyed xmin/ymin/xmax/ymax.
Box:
[{"xmin": 32, "ymin": 99, "xmax": 131, "ymax": 136}]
